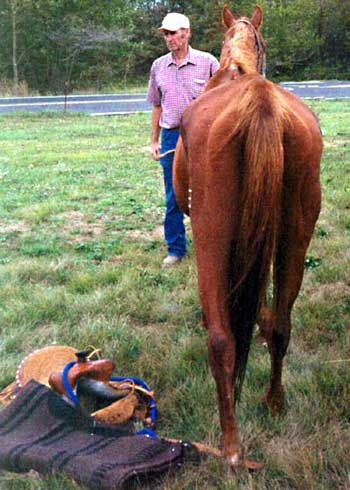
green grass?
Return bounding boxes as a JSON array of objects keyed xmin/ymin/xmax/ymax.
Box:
[{"xmin": 0, "ymin": 101, "xmax": 349, "ymax": 489}]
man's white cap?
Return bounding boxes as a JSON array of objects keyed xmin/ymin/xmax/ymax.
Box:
[{"xmin": 159, "ymin": 13, "xmax": 190, "ymax": 31}]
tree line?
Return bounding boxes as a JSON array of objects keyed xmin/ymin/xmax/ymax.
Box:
[{"xmin": 1, "ymin": 0, "xmax": 349, "ymax": 95}]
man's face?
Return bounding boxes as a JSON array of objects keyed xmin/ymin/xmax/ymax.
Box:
[{"xmin": 163, "ymin": 28, "xmax": 190, "ymax": 53}]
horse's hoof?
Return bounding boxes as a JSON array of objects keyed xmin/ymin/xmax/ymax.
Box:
[
  {"xmin": 225, "ymin": 454, "xmax": 263, "ymax": 472},
  {"xmin": 261, "ymin": 389, "xmax": 285, "ymax": 415},
  {"xmin": 226, "ymin": 452, "xmax": 241, "ymax": 467}
]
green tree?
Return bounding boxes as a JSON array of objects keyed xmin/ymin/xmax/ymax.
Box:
[
  {"xmin": 0, "ymin": 0, "xmax": 349, "ymax": 94},
  {"xmin": 316, "ymin": 0, "xmax": 350, "ymax": 77}
]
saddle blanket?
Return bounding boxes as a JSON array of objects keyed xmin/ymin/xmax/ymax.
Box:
[{"xmin": 0, "ymin": 380, "xmax": 188, "ymax": 489}]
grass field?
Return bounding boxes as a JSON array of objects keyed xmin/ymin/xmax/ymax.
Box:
[{"xmin": 0, "ymin": 100, "xmax": 349, "ymax": 489}]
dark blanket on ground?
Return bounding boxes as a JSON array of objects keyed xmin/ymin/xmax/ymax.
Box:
[{"xmin": 0, "ymin": 380, "xmax": 186, "ymax": 489}]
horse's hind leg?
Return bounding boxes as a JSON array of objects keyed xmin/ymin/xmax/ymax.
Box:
[
  {"xmin": 264, "ymin": 176, "xmax": 321, "ymax": 414},
  {"xmin": 208, "ymin": 318, "xmax": 242, "ymax": 464},
  {"xmin": 191, "ymin": 198, "xmax": 243, "ymax": 463},
  {"xmin": 195, "ymin": 249, "xmax": 243, "ymax": 464}
]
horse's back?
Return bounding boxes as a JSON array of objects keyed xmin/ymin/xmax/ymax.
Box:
[{"xmin": 180, "ymin": 75, "xmax": 322, "ymax": 179}]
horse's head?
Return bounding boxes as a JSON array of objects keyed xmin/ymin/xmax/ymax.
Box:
[{"xmin": 220, "ymin": 5, "xmax": 265, "ymax": 78}]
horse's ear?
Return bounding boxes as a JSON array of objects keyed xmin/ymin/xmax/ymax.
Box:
[
  {"xmin": 251, "ymin": 5, "xmax": 263, "ymax": 29},
  {"xmin": 222, "ymin": 5, "xmax": 238, "ymax": 29}
]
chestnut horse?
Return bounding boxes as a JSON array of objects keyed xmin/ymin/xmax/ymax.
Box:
[{"xmin": 173, "ymin": 5, "xmax": 322, "ymax": 467}]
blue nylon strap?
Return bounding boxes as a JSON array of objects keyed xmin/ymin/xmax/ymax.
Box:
[
  {"xmin": 62, "ymin": 361, "xmax": 80, "ymax": 406},
  {"xmin": 136, "ymin": 428, "xmax": 158, "ymax": 438}
]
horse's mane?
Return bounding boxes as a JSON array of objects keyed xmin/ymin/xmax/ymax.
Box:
[{"xmin": 225, "ymin": 22, "xmax": 259, "ymax": 75}]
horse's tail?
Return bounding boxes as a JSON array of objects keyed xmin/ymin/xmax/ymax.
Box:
[{"xmin": 230, "ymin": 77, "xmax": 286, "ymax": 401}]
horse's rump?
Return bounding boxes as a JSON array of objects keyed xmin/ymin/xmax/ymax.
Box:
[{"xmin": 183, "ymin": 75, "xmax": 286, "ymax": 287}]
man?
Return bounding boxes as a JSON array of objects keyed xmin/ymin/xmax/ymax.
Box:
[{"xmin": 147, "ymin": 12, "xmax": 219, "ymax": 268}]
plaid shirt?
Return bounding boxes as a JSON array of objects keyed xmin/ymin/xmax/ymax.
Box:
[{"xmin": 147, "ymin": 46, "xmax": 219, "ymax": 129}]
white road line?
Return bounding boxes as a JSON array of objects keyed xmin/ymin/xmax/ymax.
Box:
[
  {"xmin": 287, "ymin": 84, "xmax": 320, "ymax": 88},
  {"xmin": 0, "ymin": 98, "xmax": 146, "ymax": 108},
  {"xmin": 281, "ymin": 80, "xmax": 323, "ymax": 84},
  {"xmin": 325, "ymin": 84, "xmax": 350, "ymax": 88},
  {"xmin": 282, "ymin": 84, "xmax": 320, "ymax": 90},
  {"xmin": 0, "ymin": 93, "xmax": 146, "ymax": 101},
  {"xmin": 290, "ymin": 84, "xmax": 350, "ymax": 89},
  {"xmin": 91, "ymin": 111, "xmax": 151, "ymax": 116},
  {"xmin": 303, "ymin": 96, "xmax": 350, "ymax": 99}
]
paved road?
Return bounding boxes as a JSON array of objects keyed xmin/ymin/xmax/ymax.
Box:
[
  {"xmin": 280, "ymin": 80, "xmax": 350, "ymax": 99},
  {"xmin": 0, "ymin": 81, "xmax": 349, "ymax": 115},
  {"xmin": 0, "ymin": 93, "xmax": 150, "ymax": 116}
]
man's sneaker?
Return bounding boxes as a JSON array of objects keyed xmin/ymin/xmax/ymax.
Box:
[{"xmin": 162, "ymin": 255, "xmax": 183, "ymax": 268}]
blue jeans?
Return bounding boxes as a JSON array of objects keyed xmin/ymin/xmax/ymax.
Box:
[{"xmin": 160, "ymin": 128, "xmax": 186, "ymax": 258}]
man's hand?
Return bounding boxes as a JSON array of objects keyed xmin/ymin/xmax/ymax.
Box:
[{"xmin": 151, "ymin": 141, "xmax": 161, "ymax": 161}]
